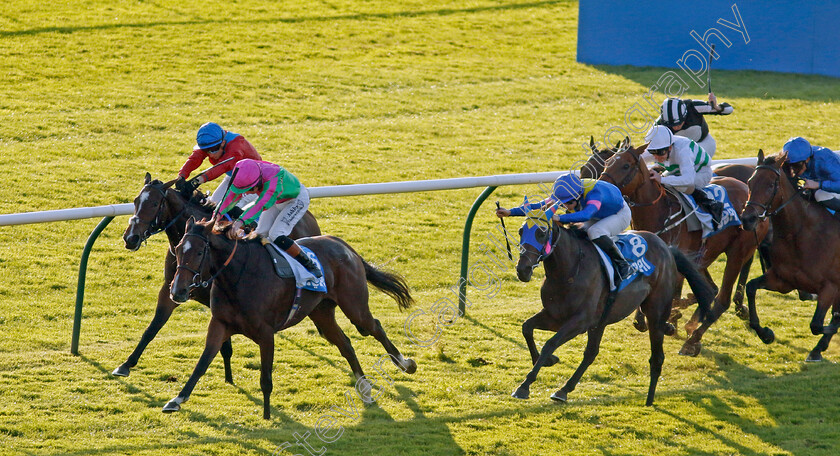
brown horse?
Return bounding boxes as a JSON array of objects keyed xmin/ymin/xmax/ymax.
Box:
[
  {"xmin": 510, "ymin": 210, "xmax": 714, "ymax": 405},
  {"xmin": 599, "ymin": 143, "xmax": 768, "ymax": 356},
  {"xmin": 741, "ymin": 150, "xmax": 840, "ymax": 361},
  {"xmin": 116, "ymin": 173, "xmax": 320, "ymax": 381},
  {"xmin": 164, "ymin": 218, "xmax": 417, "ymax": 418}
]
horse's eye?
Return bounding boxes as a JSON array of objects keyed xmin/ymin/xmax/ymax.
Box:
[
  {"xmin": 518, "ymin": 227, "xmax": 523, "ymax": 235},
  {"xmin": 622, "ymin": 163, "xmax": 630, "ymax": 170}
]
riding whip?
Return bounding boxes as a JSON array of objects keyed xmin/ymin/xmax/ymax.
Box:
[
  {"xmin": 707, "ymin": 43, "xmax": 716, "ymax": 95},
  {"xmin": 194, "ymin": 156, "xmax": 235, "ymax": 184},
  {"xmin": 496, "ymin": 201, "xmax": 513, "ymax": 260},
  {"xmin": 212, "ymin": 167, "xmax": 239, "ymax": 220}
]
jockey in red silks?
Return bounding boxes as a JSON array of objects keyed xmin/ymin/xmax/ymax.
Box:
[
  {"xmin": 175, "ymin": 122, "xmax": 262, "ymax": 220},
  {"xmin": 215, "ymin": 159, "xmax": 321, "ymax": 277},
  {"xmin": 497, "ymin": 173, "xmax": 635, "ymax": 280}
]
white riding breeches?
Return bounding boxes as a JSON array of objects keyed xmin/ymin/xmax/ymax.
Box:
[
  {"xmin": 256, "ymin": 184, "xmax": 311, "ymax": 240},
  {"xmin": 582, "ymin": 202, "xmax": 632, "ymax": 240}
]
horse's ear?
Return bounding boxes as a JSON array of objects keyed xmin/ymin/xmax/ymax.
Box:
[
  {"xmin": 144, "ymin": 172, "xmax": 152, "ymax": 185},
  {"xmin": 589, "ymin": 136, "xmax": 597, "ymax": 153},
  {"xmin": 634, "ymin": 143, "xmax": 649, "ymax": 156},
  {"xmin": 161, "ymin": 178, "xmax": 177, "ymax": 190},
  {"xmin": 186, "ymin": 216, "xmax": 196, "ymax": 231},
  {"xmin": 757, "ymin": 149, "xmax": 765, "ymax": 164},
  {"xmin": 623, "ymin": 136, "xmax": 632, "ymax": 148},
  {"xmin": 777, "ymin": 150, "xmax": 789, "ymax": 165}
]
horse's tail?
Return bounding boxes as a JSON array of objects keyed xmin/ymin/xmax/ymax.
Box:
[
  {"xmin": 669, "ymin": 246, "xmax": 716, "ymax": 323},
  {"xmin": 362, "ymin": 259, "xmax": 414, "ymax": 310}
]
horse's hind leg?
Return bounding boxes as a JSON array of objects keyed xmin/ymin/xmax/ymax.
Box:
[
  {"xmin": 113, "ymin": 284, "xmax": 178, "ymax": 377},
  {"xmin": 807, "ymin": 305, "xmax": 840, "ymax": 362},
  {"xmin": 522, "ymin": 309, "xmax": 562, "ymax": 366},
  {"xmin": 308, "ymin": 306, "xmax": 365, "ymax": 379},
  {"xmin": 550, "ymin": 325, "xmax": 606, "ymax": 402},
  {"xmin": 337, "ymin": 297, "xmax": 417, "ymax": 375}
]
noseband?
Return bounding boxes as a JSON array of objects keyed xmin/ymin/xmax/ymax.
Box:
[{"xmin": 175, "ymin": 232, "xmax": 239, "ymax": 290}]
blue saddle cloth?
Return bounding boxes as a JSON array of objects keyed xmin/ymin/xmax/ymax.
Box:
[
  {"xmin": 265, "ymin": 244, "xmax": 327, "ymax": 292},
  {"xmin": 686, "ymin": 183, "xmax": 741, "ymax": 238},
  {"xmin": 593, "ymin": 233, "xmax": 656, "ymax": 292}
]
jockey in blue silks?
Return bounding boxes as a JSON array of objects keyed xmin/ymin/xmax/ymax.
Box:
[
  {"xmin": 496, "ymin": 173, "xmax": 634, "ymax": 280},
  {"xmin": 784, "ymin": 136, "xmax": 840, "ymax": 213}
]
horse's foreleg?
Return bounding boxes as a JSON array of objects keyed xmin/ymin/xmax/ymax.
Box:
[
  {"xmin": 551, "ymin": 326, "xmax": 606, "ymax": 403},
  {"xmin": 220, "ymin": 338, "xmax": 234, "ymax": 384},
  {"xmin": 512, "ymin": 315, "xmax": 585, "ymax": 400},
  {"xmin": 258, "ymin": 330, "xmax": 275, "ymax": 419},
  {"xmin": 522, "ymin": 310, "xmax": 562, "ymax": 366},
  {"xmin": 113, "ymin": 285, "xmax": 178, "ymax": 377},
  {"xmin": 163, "ymin": 317, "xmax": 229, "ymax": 414},
  {"xmin": 810, "ymin": 288, "xmax": 839, "ymax": 336},
  {"xmin": 646, "ymin": 319, "xmax": 666, "ymax": 406},
  {"xmin": 732, "ymin": 255, "xmax": 753, "ymax": 319}
]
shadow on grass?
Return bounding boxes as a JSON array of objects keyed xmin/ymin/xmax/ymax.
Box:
[
  {"xmin": 593, "ymin": 64, "xmax": 840, "ymax": 103},
  {"xmin": 0, "ymin": 1, "xmax": 572, "ymax": 38}
]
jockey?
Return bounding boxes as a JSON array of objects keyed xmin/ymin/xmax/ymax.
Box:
[
  {"xmin": 657, "ymin": 93, "xmax": 733, "ymax": 158},
  {"xmin": 643, "ymin": 125, "xmax": 724, "ymax": 227},
  {"xmin": 496, "ymin": 173, "xmax": 634, "ymax": 280},
  {"xmin": 784, "ymin": 136, "xmax": 840, "ymax": 212},
  {"xmin": 175, "ymin": 122, "xmax": 262, "ymax": 220},
  {"xmin": 215, "ymin": 159, "xmax": 321, "ymax": 277}
]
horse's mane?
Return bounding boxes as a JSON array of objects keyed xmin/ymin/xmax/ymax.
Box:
[
  {"xmin": 761, "ymin": 154, "xmax": 801, "ymax": 188},
  {"xmin": 148, "ymin": 178, "xmax": 215, "ymax": 213},
  {"xmin": 560, "ymin": 223, "xmax": 589, "ymax": 240},
  {"xmin": 211, "ymin": 220, "xmax": 264, "ymax": 243}
]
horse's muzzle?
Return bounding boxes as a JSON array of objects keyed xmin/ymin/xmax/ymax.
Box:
[{"xmin": 124, "ymin": 234, "xmax": 142, "ymax": 251}]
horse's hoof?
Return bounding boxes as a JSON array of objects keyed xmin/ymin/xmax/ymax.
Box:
[
  {"xmin": 663, "ymin": 322, "xmax": 676, "ymax": 336},
  {"xmin": 162, "ymin": 396, "xmax": 186, "ymax": 413},
  {"xmin": 679, "ymin": 341, "xmax": 701, "ymax": 357},
  {"xmin": 759, "ymin": 328, "xmax": 775, "ymax": 344},
  {"xmin": 511, "ymin": 386, "xmax": 530, "ymax": 400},
  {"xmin": 544, "ymin": 355, "xmax": 560, "ymax": 367},
  {"xmin": 549, "ymin": 389, "xmax": 568, "ymax": 402},
  {"xmin": 633, "ymin": 318, "xmax": 648, "ymax": 332},
  {"xmin": 734, "ymin": 305, "xmax": 749, "ymax": 321},
  {"xmin": 111, "ymin": 365, "xmax": 130, "ymax": 377},
  {"xmin": 806, "ymin": 352, "xmax": 823, "ymax": 362},
  {"xmin": 403, "ymin": 359, "xmax": 417, "ymax": 375}
]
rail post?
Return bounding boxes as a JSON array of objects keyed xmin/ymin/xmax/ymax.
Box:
[
  {"xmin": 459, "ymin": 186, "xmax": 497, "ymax": 315},
  {"xmin": 71, "ymin": 216, "xmax": 115, "ymax": 355}
]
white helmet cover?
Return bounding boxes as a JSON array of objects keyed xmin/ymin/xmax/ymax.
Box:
[{"xmin": 645, "ymin": 125, "xmax": 674, "ymax": 151}]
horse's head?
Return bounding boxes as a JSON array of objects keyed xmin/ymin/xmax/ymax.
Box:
[
  {"xmin": 516, "ymin": 208, "xmax": 554, "ymax": 282},
  {"xmin": 600, "ymin": 142, "xmax": 648, "ymax": 194},
  {"xmin": 579, "ymin": 136, "xmax": 631, "ymax": 180},
  {"xmin": 742, "ymin": 149, "xmax": 793, "ymax": 230},
  {"xmin": 123, "ymin": 172, "xmax": 181, "ymax": 250},
  {"xmin": 170, "ymin": 217, "xmax": 216, "ymax": 303}
]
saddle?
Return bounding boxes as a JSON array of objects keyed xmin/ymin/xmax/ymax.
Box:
[
  {"xmin": 592, "ymin": 233, "xmax": 655, "ymax": 292},
  {"xmin": 666, "ymin": 184, "xmax": 740, "ymax": 238}
]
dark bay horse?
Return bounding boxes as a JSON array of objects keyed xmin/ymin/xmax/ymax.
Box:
[
  {"xmin": 164, "ymin": 218, "xmax": 417, "ymax": 419},
  {"xmin": 598, "ymin": 143, "xmax": 768, "ymax": 357},
  {"xmin": 116, "ymin": 173, "xmax": 320, "ymax": 381},
  {"xmin": 510, "ymin": 210, "xmax": 714, "ymax": 405},
  {"xmin": 741, "ymin": 150, "xmax": 840, "ymax": 361}
]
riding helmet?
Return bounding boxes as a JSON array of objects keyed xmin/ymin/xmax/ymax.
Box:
[
  {"xmin": 645, "ymin": 125, "xmax": 674, "ymax": 151},
  {"xmin": 552, "ymin": 174, "xmax": 584, "ymax": 204},
  {"xmin": 230, "ymin": 159, "xmax": 262, "ymax": 193},
  {"xmin": 660, "ymin": 98, "xmax": 687, "ymax": 127},
  {"xmin": 196, "ymin": 122, "xmax": 225, "ymax": 150},
  {"xmin": 783, "ymin": 137, "xmax": 812, "ymax": 163}
]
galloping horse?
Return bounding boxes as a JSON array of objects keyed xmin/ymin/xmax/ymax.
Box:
[
  {"xmin": 599, "ymin": 143, "xmax": 768, "ymax": 356},
  {"xmin": 116, "ymin": 173, "xmax": 320, "ymax": 381},
  {"xmin": 510, "ymin": 210, "xmax": 714, "ymax": 405},
  {"xmin": 165, "ymin": 218, "xmax": 417, "ymax": 418},
  {"xmin": 741, "ymin": 150, "xmax": 840, "ymax": 361}
]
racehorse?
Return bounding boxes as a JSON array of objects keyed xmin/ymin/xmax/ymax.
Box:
[
  {"xmin": 598, "ymin": 142, "xmax": 768, "ymax": 356},
  {"xmin": 510, "ymin": 210, "xmax": 714, "ymax": 405},
  {"xmin": 164, "ymin": 218, "xmax": 417, "ymax": 418},
  {"xmin": 116, "ymin": 173, "xmax": 320, "ymax": 381},
  {"xmin": 741, "ymin": 150, "xmax": 840, "ymax": 361}
]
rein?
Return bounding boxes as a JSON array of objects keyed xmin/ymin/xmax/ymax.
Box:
[
  {"xmin": 176, "ymin": 232, "xmax": 239, "ymax": 290},
  {"xmin": 136, "ymin": 185, "xmax": 188, "ymax": 241}
]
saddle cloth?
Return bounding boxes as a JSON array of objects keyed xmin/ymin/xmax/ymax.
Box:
[
  {"xmin": 669, "ymin": 183, "xmax": 741, "ymax": 238},
  {"xmin": 265, "ymin": 244, "xmax": 327, "ymax": 292},
  {"xmin": 593, "ymin": 233, "xmax": 656, "ymax": 292}
]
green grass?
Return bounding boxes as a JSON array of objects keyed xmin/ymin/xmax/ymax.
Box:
[{"xmin": 2, "ymin": 1, "xmax": 840, "ymax": 455}]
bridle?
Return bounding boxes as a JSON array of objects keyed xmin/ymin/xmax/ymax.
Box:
[
  {"xmin": 131, "ymin": 185, "xmax": 186, "ymax": 243},
  {"xmin": 601, "ymin": 150, "xmax": 666, "ymax": 208},
  {"xmin": 745, "ymin": 164, "xmax": 805, "ymax": 220},
  {"xmin": 520, "ymin": 214, "xmax": 582, "ymax": 278},
  {"xmin": 175, "ymin": 232, "xmax": 239, "ymax": 290}
]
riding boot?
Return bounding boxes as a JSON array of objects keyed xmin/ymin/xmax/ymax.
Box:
[
  {"xmin": 691, "ymin": 189, "xmax": 724, "ymax": 229},
  {"xmin": 819, "ymin": 197, "xmax": 840, "ymax": 219},
  {"xmin": 592, "ymin": 235, "xmax": 634, "ymax": 281},
  {"xmin": 274, "ymin": 235, "xmax": 322, "ymax": 278}
]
